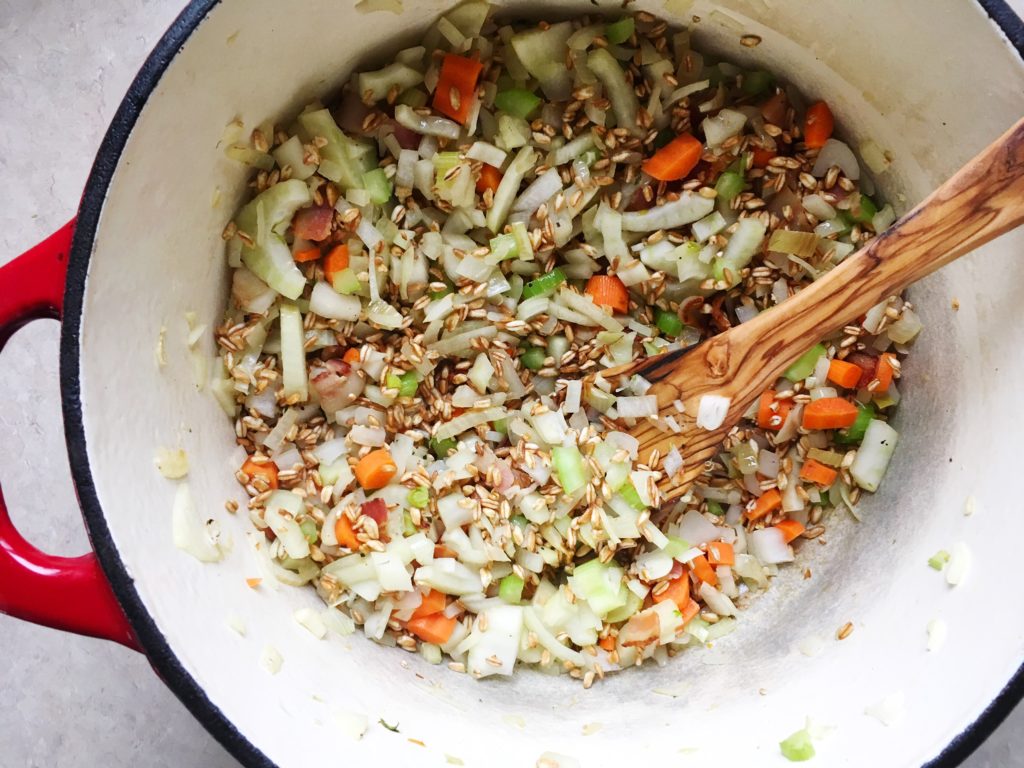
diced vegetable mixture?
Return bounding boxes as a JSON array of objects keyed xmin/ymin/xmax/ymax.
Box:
[{"xmin": 212, "ymin": 4, "xmax": 917, "ymax": 683}]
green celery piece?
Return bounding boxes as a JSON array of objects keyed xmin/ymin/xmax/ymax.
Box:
[
  {"xmin": 492, "ymin": 418, "xmax": 508, "ymax": 435},
  {"xmin": 297, "ymin": 109, "xmax": 377, "ymax": 191},
  {"xmin": 779, "ymin": 729, "xmax": 815, "ymax": 762},
  {"xmin": 432, "ymin": 151, "xmax": 462, "ymax": 187},
  {"xmin": 498, "ymin": 573, "xmax": 525, "ymax": 604},
  {"xmin": 429, "ymin": 436, "xmax": 457, "ymax": 458},
  {"xmin": 569, "ymin": 558, "xmax": 628, "ymax": 616},
  {"xmin": 715, "ymin": 171, "xmax": 744, "ymax": 202},
  {"xmin": 494, "ymin": 88, "xmax": 542, "ymax": 119},
  {"xmin": 520, "ymin": 346, "xmax": 546, "ymax": 371},
  {"xmin": 402, "ymin": 510, "xmax": 417, "ymax": 536},
  {"xmin": 604, "ymin": 589, "xmax": 642, "ymax": 623},
  {"xmin": 551, "ymin": 445, "xmax": 587, "ymax": 494},
  {"xmin": 661, "ymin": 536, "xmax": 692, "ymax": 558},
  {"xmin": 489, "ymin": 233, "xmax": 519, "ymax": 261},
  {"xmin": 605, "ymin": 16, "xmax": 635, "ymax": 44},
  {"xmin": 521, "ymin": 267, "xmax": 566, "ymax": 299},
  {"xmin": 654, "ymin": 307, "xmax": 683, "ymax": 337},
  {"xmin": 928, "ymin": 550, "xmax": 950, "ymax": 571},
  {"xmin": 706, "ymin": 500, "xmax": 725, "ymax": 517},
  {"xmin": 852, "ymin": 194, "xmax": 878, "ymax": 224},
  {"xmin": 398, "ymin": 371, "xmax": 419, "ymax": 398},
  {"xmin": 407, "ymin": 486, "xmax": 429, "ymax": 509},
  {"xmin": 332, "ymin": 267, "xmax": 363, "ymax": 295},
  {"xmin": 785, "ymin": 343, "xmax": 826, "ymax": 382},
  {"xmin": 362, "ymin": 168, "xmax": 393, "ymax": 205},
  {"xmin": 836, "ymin": 402, "xmax": 876, "ymax": 444},
  {"xmin": 620, "ymin": 482, "xmax": 647, "ymax": 511},
  {"xmin": 299, "ymin": 518, "xmax": 318, "ymax": 544}
]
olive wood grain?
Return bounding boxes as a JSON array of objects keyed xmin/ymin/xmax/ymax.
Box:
[{"xmin": 613, "ymin": 116, "xmax": 1024, "ymax": 503}]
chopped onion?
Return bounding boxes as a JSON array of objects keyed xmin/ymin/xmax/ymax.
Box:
[
  {"xmin": 172, "ymin": 483, "xmax": 225, "ymax": 563},
  {"xmin": 663, "ymin": 447, "xmax": 683, "ymax": 478},
  {"xmin": 699, "ymin": 582, "xmax": 737, "ymax": 617},
  {"xmin": 512, "ymin": 168, "xmax": 562, "ymax": 215},
  {"xmin": 887, "ymin": 308, "xmax": 922, "ymax": 343},
  {"xmin": 155, "ymin": 447, "xmax": 189, "ymax": 479},
  {"xmin": 701, "ymin": 108, "xmax": 747, "ymax": 148},
  {"xmin": 859, "ymin": 139, "xmax": 891, "ymax": 174},
  {"xmin": 395, "ymin": 104, "xmax": 460, "ymax": 139},
  {"xmin": 748, "ymin": 527, "xmax": 793, "ymax": 564},
  {"xmin": 946, "ymin": 541, "xmax": 971, "ymax": 586},
  {"xmin": 310, "ymin": 281, "xmax": 361, "ymax": 321},
  {"xmin": 811, "ymin": 138, "xmax": 860, "ymax": 180},
  {"xmin": 622, "ymin": 192, "xmax": 715, "ymax": 231},
  {"xmin": 802, "ymin": 193, "xmax": 836, "ymax": 221},
  {"xmin": 675, "ymin": 510, "xmax": 719, "ymax": 546},
  {"xmin": 864, "ymin": 692, "xmax": 906, "ymax": 727},
  {"xmin": 696, "ymin": 394, "xmax": 730, "ymax": 430},
  {"xmin": 927, "ymin": 618, "xmax": 947, "ymax": 652},
  {"xmin": 616, "ymin": 395, "xmax": 657, "ymax": 418},
  {"xmin": 434, "ymin": 406, "xmax": 506, "ymax": 441}
]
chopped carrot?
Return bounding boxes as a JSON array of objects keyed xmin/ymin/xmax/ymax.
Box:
[
  {"xmin": 800, "ymin": 458, "xmax": 838, "ymax": 486},
  {"xmin": 406, "ymin": 613, "xmax": 458, "ymax": 644},
  {"xmin": 433, "ymin": 544, "xmax": 458, "ymax": 559},
  {"xmin": 774, "ymin": 519, "xmax": 806, "ymax": 544},
  {"xmin": 598, "ymin": 635, "xmax": 617, "ymax": 651},
  {"xmin": 433, "ymin": 53, "xmax": 483, "ymax": 125},
  {"xmin": 756, "ymin": 390, "xmax": 792, "ymax": 431},
  {"xmin": 875, "ymin": 353, "xmax": 895, "ymax": 391},
  {"xmin": 342, "ymin": 347, "xmax": 361, "ymax": 364},
  {"xmin": 750, "ymin": 147, "xmax": 777, "ymax": 168},
  {"xmin": 241, "ymin": 456, "xmax": 279, "ymax": 489},
  {"xmin": 690, "ymin": 555, "xmax": 718, "ymax": 586},
  {"xmin": 354, "ymin": 448, "xmax": 398, "ymax": 490},
  {"xmin": 642, "ymin": 132, "xmax": 703, "ymax": 181},
  {"xmin": 679, "ymin": 599, "xmax": 700, "ymax": 625},
  {"xmin": 294, "ymin": 246, "xmax": 322, "ymax": 263},
  {"xmin": 802, "ymin": 397, "xmax": 859, "ymax": 430},
  {"xmin": 585, "ymin": 274, "xmax": 629, "ymax": 314},
  {"xmin": 707, "ymin": 541, "xmax": 735, "ymax": 567},
  {"xmin": 746, "ymin": 488, "xmax": 782, "ymax": 521},
  {"xmin": 323, "ymin": 243, "xmax": 350, "ymax": 285},
  {"xmin": 827, "ymin": 359, "xmax": 863, "ymax": 389},
  {"xmin": 334, "ymin": 514, "xmax": 360, "ymax": 550},
  {"xmin": 411, "ymin": 589, "xmax": 447, "ymax": 620},
  {"xmin": 653, "ymin": 573, "xmax": 691, "ymax": 612},
  {"xmin": 245, "ymin": 577, "xmax": 262, "ymax": 589},
  {"xmin": 476, "ymin": 164, "xmax": 503, "ymax": 194},
  {"xmin": 804, "ymin": 100, "xmax": 834, "ymax": 149}
]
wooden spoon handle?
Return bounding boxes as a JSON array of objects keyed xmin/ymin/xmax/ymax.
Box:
[{"xmin": 702, "ymin": 117, "xmax": 1024, "ymax": 403}]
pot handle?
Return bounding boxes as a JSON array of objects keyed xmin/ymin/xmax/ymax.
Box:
[{"xmin": 0, "ymin": 221, "xmax": 140, "ymax": 651}]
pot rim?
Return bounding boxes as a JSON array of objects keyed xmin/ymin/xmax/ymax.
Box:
[{"xmin": 57, "ymin": 1, "xmax": 1024, "ymax": 766}]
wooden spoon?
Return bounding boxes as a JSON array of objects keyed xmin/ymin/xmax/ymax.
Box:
[{"xmin": 610, "ymin": 117, "xmax": 1024, "ymax": 503}]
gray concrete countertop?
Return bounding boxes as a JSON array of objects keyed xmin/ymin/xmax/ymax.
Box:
[{"xmin": 0, "ymin": 1, "xmax": 1021, "ymax": 766}]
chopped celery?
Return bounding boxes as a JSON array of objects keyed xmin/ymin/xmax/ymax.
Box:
[
  {"xmin": 835, "ymin": 402, "xmax": 875, "ymax": 444},
  {"xmin": 521, "ymin": 267, "xmax": 566, "ymax": 299},
  {"xmin": 785, "ymin": 343, "xmax": 826, "ymax": 382},
  {"xmin": 389, "ymin": 371, "xmax": 419, "ymax": 398},
  {"xmin": 779, "ymin": 729, "xmax": 815, "ymax": 762},
  {"xmin": 494, "ymin": 88, "xmax": 541, "ymax": 119},
  {"xmin": 551, "ymin": 445, "xmax": 588, "ymax": 494},
  {"xmin": 357, "ymin": 62, "xmax": 424, "ymax": 103},
  {"xmin": 851, "ymin": 193, "xmax": 878, "ymax": 224},
  {"xmin": 397, "ymin": 88, "xmax": 428, "ymax": 108},
  {"xmin": 362, "ymin": 168, "xmax": 393, "ymax": 205},
  {"xmin": 432, "ymin": 151, "xmax": 462, "ymax": 186},
  {"xmin": 489, "ymin": 233, "xmax": 519, "ymax": 262},
  {"xmin": 520, "ymin": 346, "xmax": 546, "ymax": 371},
  {"xmin": 732, "ymin": 442, "xmax": 759, "ymax": 475},
  {"xmin": 332, "ymin": 267, "xmax": 363, "ymax": 295},
  {"xmin": 430, "ymin": 436, "xmax": 457, "ymax": 458},
  {"xmin": 808, "ymin": 447, "xmax": 844, "ymax": 467},
  {"xmin": 235, "ymin": 179, "xmax": 311, "ymax": 300},
  {"xmin": 654, "ymin": 307, "xmax": 683, "ymax": 337},
  {"xmin": 568, "ymin": 559, "xmax": 628, "ymax": 617},
  {"xmin": 297, "ymin": 109, "xmax": 377, "ymax": 191},
  {"xmin": 605, "ymin": 16, "xmax": 635, "ymax": 44},
  {"xmin": 408, "ymin": 486, "xmax": 430, "ymax": 509},
  {"xmin": 715, "ymin": 171, "xmax": 744, "ymax": 202},
  {"xmin": 620, "ymin": 482, "xmax": 647, "ymax": 511},
  {"xmin": 928, "ymin": 550, "xmax": 950, "ymax": 571},
  {"xmin": 511, "ymin": 221, "xmax": 534, "ymax": 261},
  {"xmin": 300, "ymin": 518, "xmax": 318, "ymax": 544},
  {"xmin": 499, "ymin": 573, "xmax": 525, "ymax": 604},
  {"xmin": 403, "ymin": 510, "xmax": 417, "ymax": 536},
  {"xmin": 662, "ymin": 536, "xmax": 692, "ymax": 558},
  {"xmin": 495, "ymin": 113, "xmax": 532, "ymax": 151},
  {"xmin": 706, "ymin": 500, "xmax": 725, "ymax": 517},
  {"xmin": 741, "ymin": 70, "xmax": 774, "ymax": 96},
  {"xmin": 492, "ymin": 418, "xmax": 508, "ymax": 435}
]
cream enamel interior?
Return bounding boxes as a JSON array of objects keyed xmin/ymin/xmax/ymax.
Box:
[{"xmin": 76, "ymin": 1, "xmax": 1024, "ymax": 765}]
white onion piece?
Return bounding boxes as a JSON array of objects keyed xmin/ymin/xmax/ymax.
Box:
[
  {"xmin": 811, "ymin": 138, "xmax": 860, "ymax": 180},
  {"xmin": 433, "ymin": 406, "xmax": 506, "ymax": 440},
  {"xmin": 172, "ymin": 483, "xmax": 225, "ymax": 562},
  {"xmin": 696, "ymin": 394, "xmax": 730, "ymax": 430},
  {"xmin": 802, "ymin": 193, "xmax": 836, "ymax": 220},
  {"xmin": 616, "ymin": 395, "xmax": 657, "ymax": 418},
  {"xmin": 663, "ymin": 447, "xmax": 683, "ymax": 478},
  {"xmin": 946, "ymin": 542, "xmax": 972, "ymax": 586},
  {"xmin": 396, "ymin": 148, "xmax": 418, "ymax": 188},
  {"xmin": 466, "ymin": 140, "xmax": 507, "ymax": 168},
  {"xmin": 699, "ymin": 582, "xmax": 737, "ymax": 617},
  {"xmin": 748, "ymin": 527, "xmax": 793, "ymax": 565},
  {"xmin": 927, "ymin": 618, "xmax": 948, "ymax": 652},
  {"xmin": 757, "ymin": 450, "xmax": 780, "ymax": 478},
  {"xmin": 395, "ymin": 104, "xmax": 460, "ymax": 139},
  {"xmin": 563, "ymin": 379, "xmax": 582, "ymax": 414},
  {"xmin": 865, "ymin": 692, "xmax": 906, "ymax": 727},
  {"xmin": 622, "ymin": 192, "xmax": 715, "ymax": 231},
  {"xmin": 310, "ymin": 281, "xmax": 361, "ymax": 321},
  {"xmin": 512, "ymin": 167, "xmax": 562, "ymax": 214},
  {"xmin": 675, "ymin": 510, "xmax": 720, "ymax": 546},
  {"xmin": 701, "ymin": 108, "xmax": 747, "ymax": 147}
]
